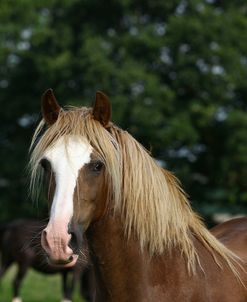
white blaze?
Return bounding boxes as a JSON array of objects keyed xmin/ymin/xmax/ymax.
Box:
[{"xmin": 44, "ymin": 136, "xmax": 92, "ymax": 223}]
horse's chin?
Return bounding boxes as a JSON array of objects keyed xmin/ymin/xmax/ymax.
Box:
[{"xmin": 47, "ymin": 254, "xmax": 79, "ymax": 268}]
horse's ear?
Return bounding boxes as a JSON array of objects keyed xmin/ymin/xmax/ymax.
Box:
[
  {"xmin": 41, "ymin": 89, "xmax": 61, "ymax": 125},
  {"xmin": 93, "ymin": 91, "xmax": 111, "ymax": 127}
]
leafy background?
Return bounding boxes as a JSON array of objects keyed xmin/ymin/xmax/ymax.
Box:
[{"xmin": 0, "ymin": 0, "xmax": 247, "ymax": 222}]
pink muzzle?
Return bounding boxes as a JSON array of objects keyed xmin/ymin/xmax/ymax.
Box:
[{"xmin": 41, "ymin": 222, "xmax": 78, "ymax": 267}]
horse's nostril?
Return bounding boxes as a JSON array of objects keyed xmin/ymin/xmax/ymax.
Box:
[
  {"xmin": 41, "ymin": 229, "xmax": 49, "ymax": 250},
  {"xmin": 69, "ymin": 231, "xmax": 79, "ymax": 254},
  {"xmin": 68, "ymin": 255, "xmax": 73, "ymax": 262}
]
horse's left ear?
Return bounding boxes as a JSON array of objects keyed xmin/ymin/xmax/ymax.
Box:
[
  {"xmin": 41, "ymin": 89, "xmax": 61, "ymax": 125},
  {"xmin": 93, "ymin": 91, "xmax": 111, "ymax": 127}
]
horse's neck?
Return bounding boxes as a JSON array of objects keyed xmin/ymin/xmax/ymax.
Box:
[
  {"xmin": 86, "ymin": 213, "xmax": 190, "ymax": 302},
  {"xmin": 86, "ymin": 214, "xmax": 247, "ymax": 301}
]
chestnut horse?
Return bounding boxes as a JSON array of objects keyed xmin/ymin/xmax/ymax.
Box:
[{"xmin": 29, "ymin": 89, "xmax": 247, "ymax": 301}]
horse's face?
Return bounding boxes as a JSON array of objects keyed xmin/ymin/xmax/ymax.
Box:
[{"xmin": 39, "ymin": 89, "xmax": 111, "ymax": 267}]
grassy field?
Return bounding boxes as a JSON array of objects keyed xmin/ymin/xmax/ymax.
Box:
[{"xmin": 0, "ymin": 265, "xmax": 85, "ymax": 302}]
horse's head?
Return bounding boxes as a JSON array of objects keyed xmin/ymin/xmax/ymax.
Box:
[{"xmin": 35, "ymin": 89, "xmax": 112, "ymax": 267}]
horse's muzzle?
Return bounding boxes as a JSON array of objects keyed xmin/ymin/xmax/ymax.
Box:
[
  {"xmin": 41, "ymin": 226, "xmax": 79, "ymax": 268},
  {"xmin": 46, "ymin": 255, "xmax": 78, "ymax": 267}
]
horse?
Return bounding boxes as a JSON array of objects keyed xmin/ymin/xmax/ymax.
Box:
[
  {"xmin": 0, "ymin": 219, "xmax": 94, "ymax": 302},
  {"xmin": 28, "ymin": 88, "xmax": 247, "ymax": 301}
]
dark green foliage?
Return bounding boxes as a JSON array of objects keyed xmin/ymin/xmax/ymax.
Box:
[{"xmin": 0, "ymin": 0, "xmax": 247, "ymax": 220}]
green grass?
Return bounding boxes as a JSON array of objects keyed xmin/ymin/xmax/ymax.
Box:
[{"xmin": 0, "ymin": 265, "xmax": 85, "ymax": 302}]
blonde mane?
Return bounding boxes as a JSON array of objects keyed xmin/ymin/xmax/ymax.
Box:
[{"xmin": 30, "ymin": 106, "xmax": 242, "ymax": 275}]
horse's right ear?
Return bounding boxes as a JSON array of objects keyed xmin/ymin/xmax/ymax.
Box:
[
  {"xmin": 93, "ymin": 91, "xmax": 111, "ymax": 127},
  {"xmin": 41, "ymin": 89, "xmax": 61, "ymax": 125}
]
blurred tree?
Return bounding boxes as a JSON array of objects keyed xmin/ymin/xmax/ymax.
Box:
[{"xmin": 0, "ymin": 0, "xmax": 247, "ymax": 220}]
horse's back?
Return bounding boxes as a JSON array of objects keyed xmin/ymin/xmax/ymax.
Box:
[
  {"xmin": 211, "ymin": 217, "xmax": 247, "ymax": 260},
  {"xmin": 1, "ymin": 219, "xmax": 43, "ymax": 263}
]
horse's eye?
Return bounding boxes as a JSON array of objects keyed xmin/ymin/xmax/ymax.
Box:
[
  {"xmin": 40, "ymin": 158, "xmax": 50, "ymax": 171},
  {"xmin": 91, "ymin": 161, "xmax": 104, "ymax": 172}
]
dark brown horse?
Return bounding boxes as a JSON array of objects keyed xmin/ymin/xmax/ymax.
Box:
[
  {"xmin": 0, "ymin": 219, "xmax": 94, "ymax": 302},
  {"xmin": 29, "ymin": 89, "xmax": 247, "ymax": 301}
]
